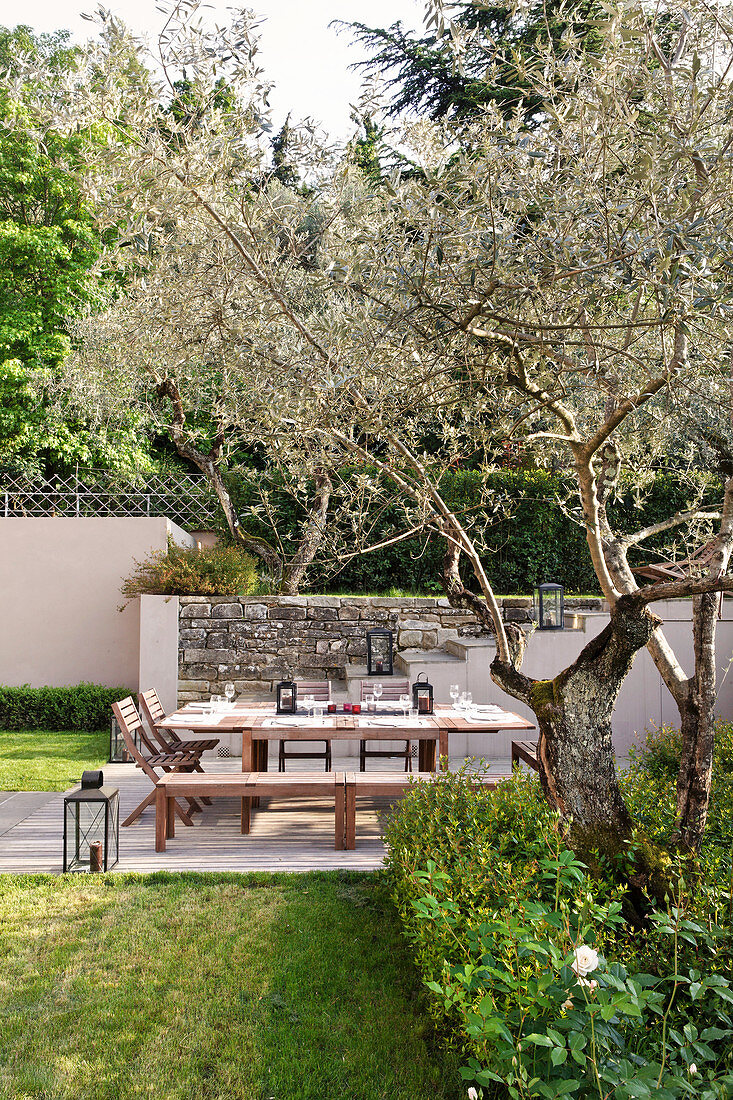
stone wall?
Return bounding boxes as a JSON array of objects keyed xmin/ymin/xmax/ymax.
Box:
[{"xmin": 178, "ymin": 594, "xmax": 604, "ymax": 700}]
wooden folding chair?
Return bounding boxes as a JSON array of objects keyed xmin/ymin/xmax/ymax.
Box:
[
  {"xmin": 278, "ymin": 680, "xmax": 332, "ymax": 771},
  {"xmin": 359, "ymin": 678, "xmax": 413, "ymax": 772},
  {"xmin": 112, "ymin": 697, "xmax": 201, "ymax": 829},
  {"xmin": 138, "ymin": 689, "xmax": 220, "ymax": 756}
]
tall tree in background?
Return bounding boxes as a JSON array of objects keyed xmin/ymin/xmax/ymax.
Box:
[
  {"xmin": 0, "ymin": 24, "xmax": 153, "ymax": 476},
  {"xmin": 342, "ymin": 0, "xmax": 603, "ymax": 126}
]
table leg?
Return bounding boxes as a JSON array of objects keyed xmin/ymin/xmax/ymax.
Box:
[
  {"xmin": 439, "ymin": 729, "xmax": 449, "ymax": 770},
  {"xmin": 167, "ymin": 795, "xmax": 176, "ymax": 839},
  {"xmin": 155, "ymin": 785, "xmax": 166, "ymax": 852},
  {"xmin": 423, "ymin": 738, "xmax": 437, "ymax": 772},
  {"xmin": 334, "ymin": 776, "xmax": 345, "ymax": 851},
  {"xmin": 345, "ymin": 777, "xmax": 356, "ymax": 851},
  {"xmin": 242, "ymin": 729, "xmax": 254, "ymax": 826}
]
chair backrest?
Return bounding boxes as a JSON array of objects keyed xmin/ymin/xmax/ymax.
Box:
[
  {"xmin": 296, "ymin": 680, "xmax": 331, "ymax": 701},
  {"xmin": 112, "ymin": 697, "xmax": 152, "ymax": 769},
  {"xmin": 360, "ymin": 678, "xmax": 410, "ymax": 701},
  {"xmin": 139, "ymin": 688, "xmax": 166, "ymax": 727}
]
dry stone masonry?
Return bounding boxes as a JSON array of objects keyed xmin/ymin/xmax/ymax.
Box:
[{"xmin": 178, "ymin": 594, "xmax": 603, "ymax": 700}]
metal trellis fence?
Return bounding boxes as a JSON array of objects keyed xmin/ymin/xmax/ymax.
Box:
[{"xmin": 1, "ymin": 469, "xmax": 219, "ymax": 530}]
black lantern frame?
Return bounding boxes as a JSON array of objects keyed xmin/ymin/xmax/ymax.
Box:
[
  {"xmin": 63, "ymin": 772, "xmax": 119, "ymax": 873},
  {"xmin": 109, "ymin": 714, "xmax": 141, "ymax": 762},
  {"xmin": 534, "ymin": 582, "xmax": 565, "ymax": 630},
  {"xmin": 366, "ymin": 628, "xmax": 394, "ymax": 676},
  {"xmin": 412, "ymin": 673, "xmax": 434, "ymax": 715},
  {"xmin": 276, "ymin": 680, "xmax": 298, "ymax": 714}
]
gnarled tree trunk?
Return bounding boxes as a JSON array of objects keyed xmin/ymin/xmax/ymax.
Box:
[{"xmin": 675, "ymin": 591, "xmax": 718, "ymax": 850}]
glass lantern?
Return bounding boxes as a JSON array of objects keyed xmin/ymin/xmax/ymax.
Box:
[
  {"xmin": 63, "ymin": 771, "xmax": 119, "ymax": 873},
  {"xmin": 366, "ymin": 628, "xmax": 394, "ymax": 676},
  {"xmin": 109, "ymin": 714, "xmax": 140, "ymax": 762},
  {"xmin": 412, "ymin": 673, "xmax": 434, "ymax": 715},
  {"xmin": 276, "ymin": 680, "xmax": 298, "ymax": 714},
  {"xmin": 534, "ymin": 582, "xmax": 565, "ymax": 630}
]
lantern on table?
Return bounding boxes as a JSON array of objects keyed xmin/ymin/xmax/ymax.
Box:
[
  {"xmin": 412, "ymin": 673, "xmax": 434, "ymax": 715},
  {"xmin": 366, "ymin": 628, "xmax": 393, "ymax": 676},
  {"xmin": 276, "ymin": 680, "xmax": 298, "ymax": 714},
  {"xmin": 63, "ymin": 770, "xmax": 119, "ymax": 873},
  {"xmin": 534, "ymin": 582, "xmax": 565, "ymax": 630}
]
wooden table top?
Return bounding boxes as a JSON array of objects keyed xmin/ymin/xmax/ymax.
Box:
[{"xmin": 160, "ymin": 704, "xmax": 535, "ymax": 735}]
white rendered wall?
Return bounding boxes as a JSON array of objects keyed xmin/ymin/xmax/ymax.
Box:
[{"xmin": 0, "ymin": 517, "xmax": 193, "ymax": 691}]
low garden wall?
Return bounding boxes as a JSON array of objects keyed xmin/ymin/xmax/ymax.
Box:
[{"xmin": 178, "ymin": 594, "xmax": 604, "ymax": 699}]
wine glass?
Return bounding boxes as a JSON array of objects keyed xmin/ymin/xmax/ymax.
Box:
[
  {"xmin": 373, "ymin": 682, "xmax": 383, "ymax": 708},
  {"xmin": 303, "ymin": 693, "xmax": 315, "ymax": 717},
  {"xmin": 449, "ymin": 684, "xmax": 460, "ymax": 710},
  {"xmin": 464, "ymin": 691, "xmax": 473, "ymax": 715},
  {"xmin": 224, "ymin": 682, "xmax": 235, "ymax": 705},
  {"xmin": 399, "ymin": 693, "xmax": 410, "ymax": 718}
]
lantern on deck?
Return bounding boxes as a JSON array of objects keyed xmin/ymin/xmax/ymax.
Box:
[
  {"xmin": 63, "ymin": 771, "xmax": 119, "ymax": 873},
  {"xmin": 534, "ymin": 582, "xmax": 565, "ymax": 630},
  {"xmin": 276, "ymin": 680, "xmax": 298, "ymax": 714},
  {"xmin": 366, "ymin": 628, "xmax": 393, "ymax": 676},
  {"xmin": 412, "ymin": 673, "xmax": 434, "ymax": 715},
  {"xmin": 109, "ymin": 713, "xmax": 140, "ymax": 762}
]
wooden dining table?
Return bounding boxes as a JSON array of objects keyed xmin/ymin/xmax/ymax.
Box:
[{"xmin": 159, "ymin": 701, "xmax": 536, "ymax": 773}]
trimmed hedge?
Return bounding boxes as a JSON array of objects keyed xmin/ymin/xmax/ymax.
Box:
[
  {"xmin": 0, "ymin": 684, "xmax": 129, "ymax": 731},
  {"xmin": 225, "ymin": 467, "xmax": 721, "ymax": 595}
]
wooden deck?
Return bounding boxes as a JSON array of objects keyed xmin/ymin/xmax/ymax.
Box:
[{"xmin": 0, "ymin": 756, "xmax": 517, "ymax": 874}]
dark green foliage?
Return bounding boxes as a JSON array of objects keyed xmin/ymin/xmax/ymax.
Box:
[
  {"xmin": 225, "ymin": 466, "xmax": 718, "ymax": 595},
  {"xmin": 0, "ymin": 683, "xmax": 128, "ymax": 731},
  {"xmin": 120, "ymin": 538, "xmax": 260, "ymax": 599},
  {"xmin": 343, "ymin": 2, "xmax": 605, "ymax": 126}
]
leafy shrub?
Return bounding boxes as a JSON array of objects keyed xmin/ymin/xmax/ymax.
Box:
[
  {"xmin": 622, "ymin": 720, "xmax": 733, "ymax": 852},
  {"xmin": 383, "ymin": 768, "xmax": 733, "ymax": 1098},
  {"xmin": 224, "ymin": 466, "xmax": 719, "ymax": 595},
  {"xmin": 0, "ymin": 683, "xmax": 128, "ymax": 731},
  {"xmin": 121, "ymin": 538, "xmax": 260, "ymax": 599}
]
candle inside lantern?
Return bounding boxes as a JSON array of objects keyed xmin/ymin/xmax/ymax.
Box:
[{"xmin": 375, "ymin": 658, "xmax": 383, "ymax": 673}]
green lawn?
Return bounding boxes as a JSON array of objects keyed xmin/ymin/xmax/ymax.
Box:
[
  {"xmin": 0, "ymin": 730, "xmax": 108, "ymax": 791},
  {"xmin": 0, "ymin": 872, "xmax": 459, "ymax": 1100}
]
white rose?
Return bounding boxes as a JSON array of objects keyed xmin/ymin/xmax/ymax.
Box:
[
  {"xmin": 689, "ymin": 1064, "xmax": 698, "ymax": 1075},
  {"xmin": 571, "ymin": 945, "xmax": 599, "ymax": 977},
  {"xmin": 468, "ymin": 1089, "xmax": 480, "ymax": 1100}
]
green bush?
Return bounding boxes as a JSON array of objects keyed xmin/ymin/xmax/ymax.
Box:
[
  {"xmin": 382, "ymin": 767, "xmax": 733, "ymax": 1098},
  {"xmin": 121, "ymin": 538, "xmax": 260, "ymax": 599},
  {"xmin": 224, "ymin": 466, "xmax": 720, "ymax": 595},
  {"xmin": 622, "ymin": 720, "xmax": 733, "ymax": 853},
  {"xmin": 0, "ymin": 683, "xmax": 128, "ymax": 731}
]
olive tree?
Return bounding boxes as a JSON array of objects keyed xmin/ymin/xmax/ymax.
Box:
[{"xmin": 14, "ymin": 0, "xmax": 733, "ymax": 865}]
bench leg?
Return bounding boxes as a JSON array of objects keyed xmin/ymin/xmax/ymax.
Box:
[
  {"xmin": 155, "ymin": 785, "xmax": 166, "ymax": 852},
  {"xmin": 240, "ymin": 797, "xmax": 251, "ymax": 835},
  {"xmin": 345, "ymin": 781, "xmax": 356, "ymax": 850},
  {"xmin": 335, "ymin": 781, "xmax": 345, "ymax": 850}
]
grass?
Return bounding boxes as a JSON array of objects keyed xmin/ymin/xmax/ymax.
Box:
[
  {"xmin": 0, "ymin": 872, "xmax": 459, "ymax": 1100},
  {"xmin": 0, "ymin": 730, "xmax": 108, "ymax": 791}
]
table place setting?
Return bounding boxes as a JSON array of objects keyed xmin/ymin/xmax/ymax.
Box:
[{"xmin": 262, "ymin": 716, "xmax": 337, "ymax": 728}]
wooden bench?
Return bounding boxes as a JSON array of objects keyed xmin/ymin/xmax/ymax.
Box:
[
  {"xmin": 511, "ymin": 739, "xmax": 539, "ymax": 772},
  {"xmin": 155, "ymin": 771, "xmax": 346, "ymax": 852},
  {"xmin": 342, "ymin": 770, "xmax": 514, "ymax": 849}
]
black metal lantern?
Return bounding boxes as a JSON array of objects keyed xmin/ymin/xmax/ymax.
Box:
[
  {"xmin": 534, "ymin": 582, "xmax": 565, "ymax": 630},
  {"xmin": 366, "ymin": 628, "xmax": 394, "ymax": 676},
  {"xmin": 276, "ymin": 680, "xmax": 298, "ymax": 714},
  {"xmin": 63, "ymin": 771, "xmax": 119, "ymax": 873},
  {"xmin": 412, "ymin": 673, "xmax": 434, "ymax": 715},
  {"xmin": 109, "ymin": 714, "xmax": 140, "ymax": 763}
]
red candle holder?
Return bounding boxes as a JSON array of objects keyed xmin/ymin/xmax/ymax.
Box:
[
  {"xmin": 352, "ymin": 703, "xmax": 361, "ymax": 715},
  {"xmin": 343, "ymin": 702, "xmax": 352, "ymax": 712},
  {"xmin": 327, "ymin": 703, "xmax": 337, "ymax": 713}
]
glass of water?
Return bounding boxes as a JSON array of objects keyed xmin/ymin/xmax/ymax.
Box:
[
  {"xmin": 449, "ymin": 684, "xmax": 460, "ymax": 709},
  {"xmin": 224, "ymin": 682, "xmax": 235, "ymax": 704}
]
